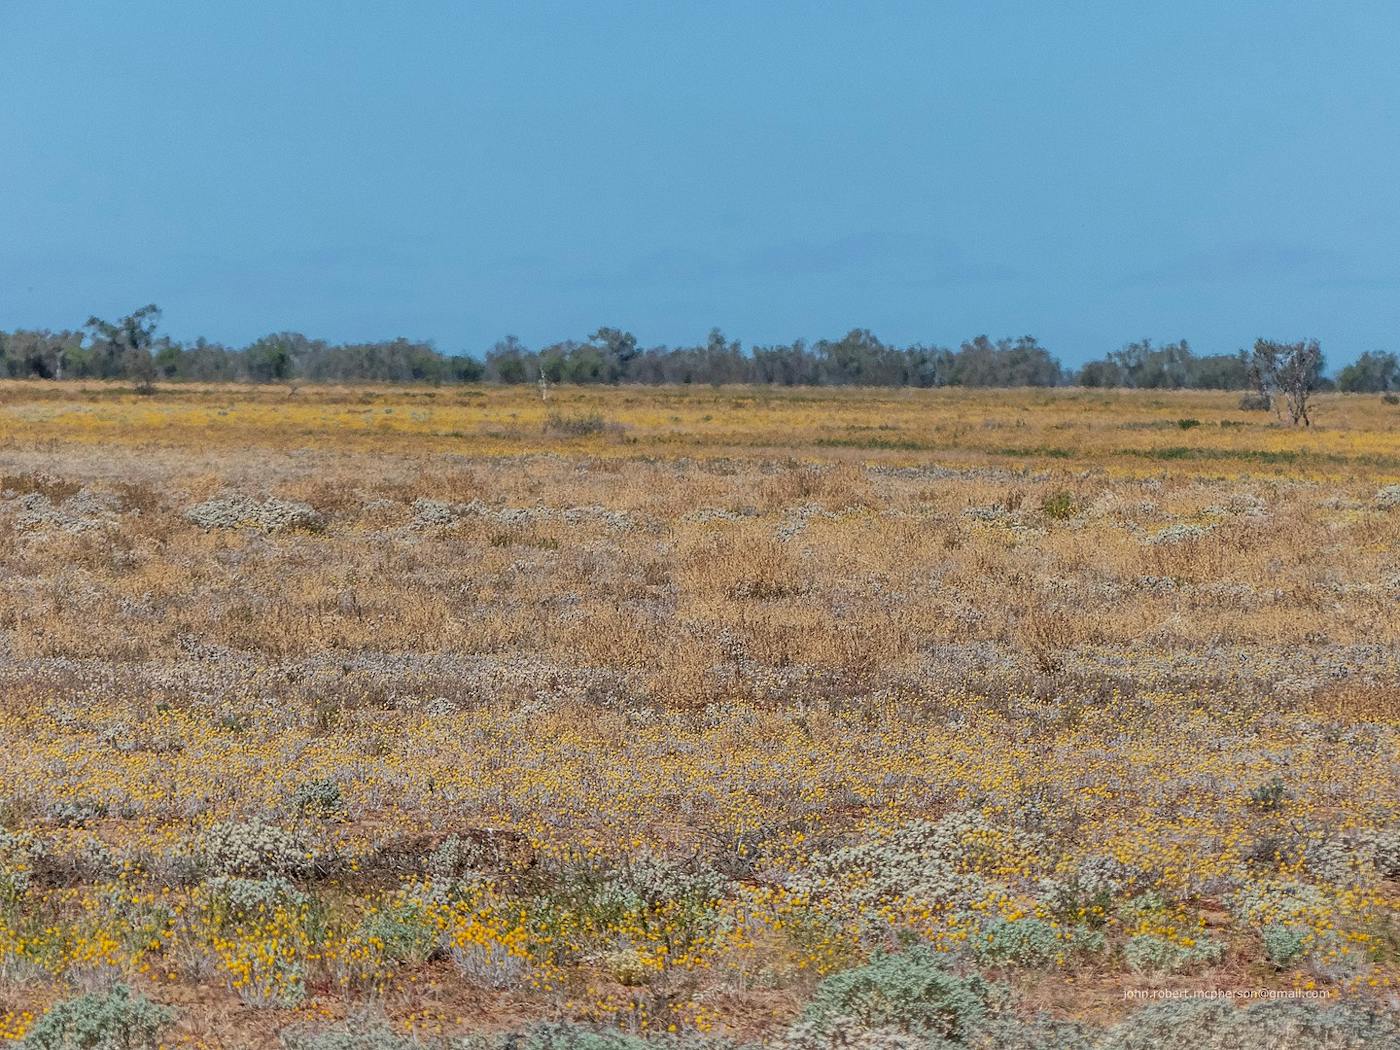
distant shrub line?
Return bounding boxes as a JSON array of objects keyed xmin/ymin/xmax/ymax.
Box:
[{"xmin": 5, "ymin": 307, "xmax": 1399, "ymax": 393}]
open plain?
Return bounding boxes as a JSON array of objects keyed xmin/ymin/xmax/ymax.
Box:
[{"xmin": 0, "ymin": 381, "xmax": 1397, "ymax": 1047}]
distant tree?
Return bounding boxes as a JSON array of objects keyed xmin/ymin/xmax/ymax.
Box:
[
  {"xmin": 1186, "ymin": 351, "xmax": 1251, "ymax": 390},
  {"xmin": 0, "ymin": 330, "xmax": 83, "ymax": 379},
  {"xmin": 814, "ymin": 329, "xmax": 893, "ymax": 385},
  {"xmin": 1337, "ymin": 350, "xmax": 1400, "ymax": 393},
  {"xmin": 1077, "ymin": 359, "xmax": 1125, "ymax": 387},
  {"xmin": 125, "ymin": 344, "xmax": 158, "ymax": 394},
  {"xmin": 244, "ymin": 335, "xmax": 294, "ymax": 382},
  {"xmin": 587, "ymin": 327, "xmax": 639, "ymax": 383},
  {"xmin": 1250, "ymin": 338, "xmax": 1324, "ymax": 426},
  {"xmin": 949, "ymin": 336, "xmax": 1061, "ymax": 387},
  {"xmin": 752, "ymin": 339, "xmax": 819, "ymax": 386},
  {"xmin": 903, "ymin": 344, "xmax": 952, "ymax": 388},
  {"xmin": 446, "ymin": 354, "xmax": 484, "ymax": 383},
  {"xmin": 485, "ymin": 336, "xmax": 533, "ymax": 384},
  {"xmin": 1105, "ymin": 339, "xmax": 1193, "ymax": 388},
  {"xmin": 178, "ymin": 338, "xmax": 241, "ymax": 381},
  {"xmin": 84, "ymin": 304, "xmax": 161, "ymax": 380}
]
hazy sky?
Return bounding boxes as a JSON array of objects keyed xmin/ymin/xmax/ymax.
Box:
[{"xmin": 4, "ymin": 1, "xmax": 1399, "ymax": 364}]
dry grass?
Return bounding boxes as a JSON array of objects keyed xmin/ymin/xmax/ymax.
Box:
[{"xmin": 0, "ymin": 380, "xmax": 1396, "ymax": 1045}]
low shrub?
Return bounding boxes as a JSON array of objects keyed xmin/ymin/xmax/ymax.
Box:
[
  {"xmin": 1039, "ymin": 490, "xmax": 1079, "ymax": 521},
  {"xmin": 1097, "ymin": 998, "xmax": 1398, "ymax": 1050},
  {"xmin": 200, "ymin": 818, "xmax": 311, "ymax": 879},
  {"xmin": 21, "ymin": 984, "xmax": 174, "ymax": 1050},
  {"xmin": 544, "ymin": 411, "xmax": 608, "ymax": 437},
  {"xmin": 1121, "ymin": 934, "xmax": 1224, "ymax": 975},
  {"xmin": 796, "ymin": 946, "xmax": 998, "ymax": 1042},
  {"xmin": 968, "ymin": 916, "xmax": 1103, "ymax": 968}
]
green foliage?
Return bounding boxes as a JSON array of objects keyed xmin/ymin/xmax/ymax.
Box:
[
  {"xmin": 1039, "ymin": 490, "xmax": 1078, "ymax": 521},
  {"xmin": 356, "ymin": 901, "xmax": 437, "ymax": 965},
  {"xmin": 1121, "ymin": 934, "xmax": 1224, "ymax": 974},
  {"xmin": 290, "ymin": 778, "xmax": 345, "ymax": 817},
  {"xmin": 4, "ymin": 309, "xmax": 1385, "ymax": 394},
  {"xmin": 1259, "ymin": 924, "xmax": 1307, "ymax": 967},
  {"xmin": 968, "ymin": 917, "xmax": 1103, "ymax": 968},
  {"xmin": 1076, "ymin": 341, "xmax": 1251, "ymax": 391},
  {"xmin": 798, "ymin": 946, "xmax": 998, "ymax": 1041},
  {"xmin": 21, "ymin": 984, "xmax": 175, "ymax": 1050},
  {"xmin": 1337, "ymin": 350, "xmax": 1400, "ymax": 393},
  {"xmin": 1247, "ymin": 776, "xmax": 1287, "ymax": 812}
]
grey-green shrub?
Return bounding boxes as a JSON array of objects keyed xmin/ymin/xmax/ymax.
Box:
[
  {"xmin": 968, "ymin": 916, "xmax": 1103, "ymax": 968},
  {"xmin": 355, "ymin": 901, "xmax": 436, "ymax": 965},
  {"xmin": 1098, "ymin": 998, "xmax": 1399, "ymax": 1050},
  {"xmin": 796, "ymin": 946, "xmax": 997, "ymax": 1042},
  {"xmin": 281, "ymin": 1013, "xmax": 420, "ymax": 1050},
  {"xmin": 290, "ymin": 778, "xmax": 345, "ymax": 817},
  {"xmin": 20, "ymin": 984, "xmax": 174, "ymax": 1050},
  {"xmin": 1121, "ymin": 934, "xmax": 1224, "ymax": 975}
]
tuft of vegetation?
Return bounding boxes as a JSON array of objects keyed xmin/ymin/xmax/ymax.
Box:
[
  {"xmin": 795, "ymin": 947, "xmax": 998, "ymax": 1041},
  {"xmin": 20, "ymin": 985, "xmax": 174, "ymax": 1050},
  {"xmin": 544, "ymin": 410, "xmax": 609, "ymax": 436}
]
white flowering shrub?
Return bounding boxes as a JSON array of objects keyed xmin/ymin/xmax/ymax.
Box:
[
  {"xmin": 792, "ymin": 812, "xmax": 1011, "ymax": 912},
  {"xmin": 184, "ymin": 495, "xmax": 324, "ymax": 532},
  {"xmin": 1145, "ymin": 523, "xmax": 1208, "ymax": 546},
  {"xmin": 200, "ymin": 818, "xmax": 312, "ymax": 879},
  {"xmin": 1374, "ymin": 484, "xmax": 1400, "ymax": 509},
  {"xmin": 201, "ymin": 875, "xmax": 307, "ymax": 924}
]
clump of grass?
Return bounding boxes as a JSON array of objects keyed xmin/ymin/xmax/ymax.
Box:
[
  {"xmin": 1039, "ymin": 488, "xmax": 1079, "ymax": 520},
  {"xmin": 544, "ymin": 410, "xmax": 608, "ymax": 436}
]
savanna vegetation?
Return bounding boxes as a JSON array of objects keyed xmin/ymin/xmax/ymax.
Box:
[
  {"xmin": 8, "ymin": 304, "xmax": 1399, "ymax": 398},
  {"xmin": 0, "ymin": 381, "xmax": 1396, "ymax": 1047}
]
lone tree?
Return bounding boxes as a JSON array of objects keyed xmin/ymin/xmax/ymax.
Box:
[
  {"xmin": 84, "ymin": 304, "xmax": 162, "ymax": 391},
  {"xmin": 1249, "ymin": 338, "xmax": 1324, "ymax": 426}
]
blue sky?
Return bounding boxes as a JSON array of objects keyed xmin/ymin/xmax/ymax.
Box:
[{"xmin": 3, "ymin": 1, "xmax": 1398, "ymax": 364}]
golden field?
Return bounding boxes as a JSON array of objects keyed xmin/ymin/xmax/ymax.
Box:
[{"xmin": 0, "ymin": 380, "xmax": 1397, "ymax": 1048}]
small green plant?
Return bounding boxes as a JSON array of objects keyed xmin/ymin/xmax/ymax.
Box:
[
  {"xmin": 21, "ymin": 984, "xmax": 175, "ymax": 1050},
  {"xmin": 355, "ymin": 901, "xmax": 436, "ymax": 965},
  {"xmin": 291, "ymin": 778, "xmax": 345, "ymax": 817},
  {"xmin": 1260, "ymin": 923, "xmax": 1307, "ymax": 967},
  {"xmin": 1175, "ymin": 418, "xmax": 1202, "ymax": 429},
  {"xmin": 1247, "ymin": 776, "xmax": 1287, "ymax": 812},
  {"xmin": 969, "ymin": 915, "xmax": 1103, "ymax": 968},
  {"xmin": 1122, "ymin": 933, "xmax": 1224, "ymax": 974},
  {"xmin": 1039, "ymin": 489, "xmax": 1078, "ymax": 521}
]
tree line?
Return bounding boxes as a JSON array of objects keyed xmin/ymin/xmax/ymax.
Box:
[{"xmin": 3, "ymin": 305, "xmax": 1398, "ymax": 396}]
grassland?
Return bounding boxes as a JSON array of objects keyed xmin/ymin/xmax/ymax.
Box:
[{"xmin": 0, "ymin": 381, "xmax": 1396, "ymax": 1048}]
